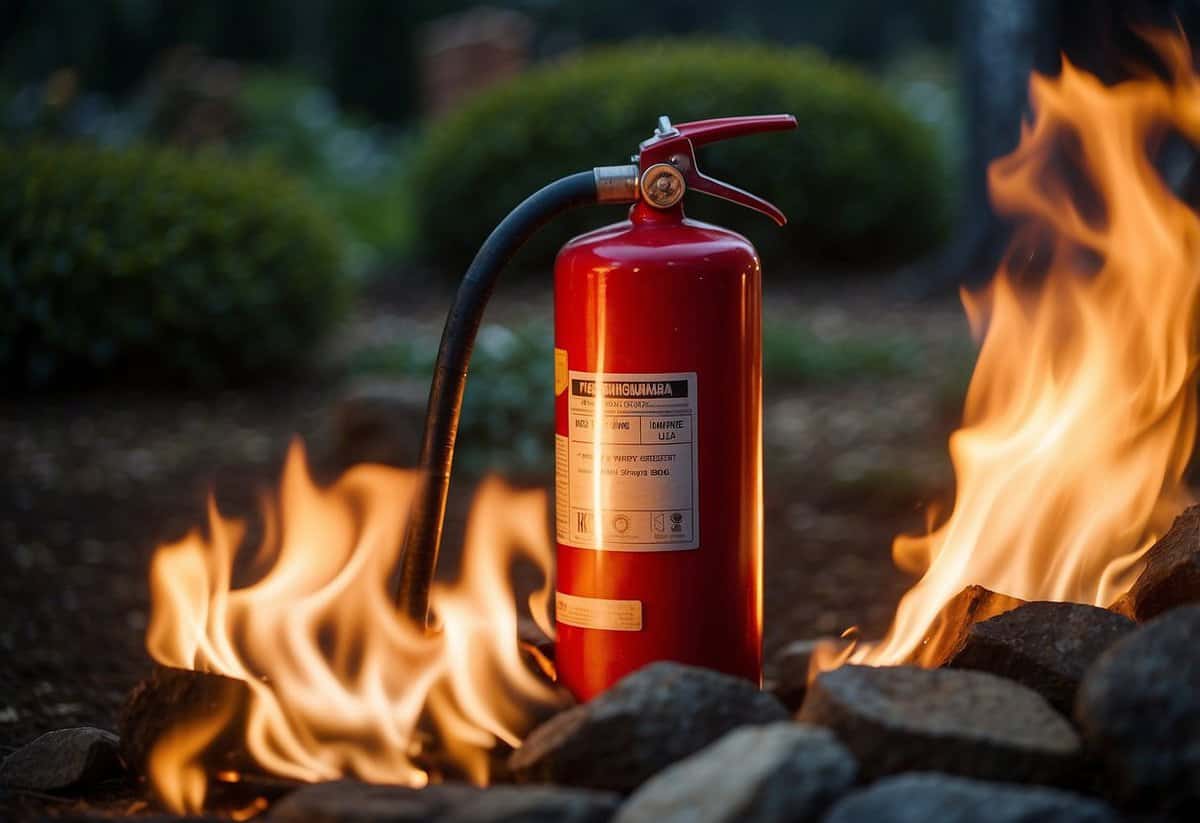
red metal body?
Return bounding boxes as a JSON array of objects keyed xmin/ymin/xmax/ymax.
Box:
[{"xmin": 553, "ymin": 201, "xmax": 763, "ymax": 700}]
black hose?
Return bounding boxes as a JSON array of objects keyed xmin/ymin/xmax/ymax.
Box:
[{"xmin": 396, "ymin": 170, "xmax": 599, "ymax": 625}]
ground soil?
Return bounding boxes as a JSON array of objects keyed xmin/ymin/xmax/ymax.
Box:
[{"xmin": 0, "ymin": 279, "xmax": 971, "ymax": 815}]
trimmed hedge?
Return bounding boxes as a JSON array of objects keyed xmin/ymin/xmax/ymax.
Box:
[
  {"xmin": 0, "ymin": 142, "xmax": 348, "ymax": 386},
  {"xmin": 411, "ymin": 41, "xmax": 951, "ymax": 278}
]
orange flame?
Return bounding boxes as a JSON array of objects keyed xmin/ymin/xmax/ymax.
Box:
[
  {"xmin": 857, "ymin": 32, "xmax": 1200, "ymax": 665},
  {"xmin": 145, "ymin": 440, "xmax": 564, "ymax": 813}
]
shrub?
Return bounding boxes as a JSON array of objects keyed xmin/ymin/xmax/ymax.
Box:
[
  {"xmin": 763, "ymin": 324, "xmax": 921, "ymax": 385},
  {"xmin": 410, "ymin": 41, "xmax": 951, "ymax": 279},
  {"xmin": 0, "ymin": 141, "xmax": 347, "ymax": 386},
  {"xmin": 349, "ymin": 322, "xmax": 555, "ymax": 476},
  {"xmin": 235, "ymin": 71, "xmax": 417, "ymax": 270}
]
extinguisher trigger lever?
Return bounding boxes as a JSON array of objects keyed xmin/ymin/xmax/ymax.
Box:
[
  {"xmin": 637, "ymin": 113, "xmax": 797, "ymax": 225},
  {"xmin": 692, "ymin": 168, "xmax": 788, "ymax": 226}
]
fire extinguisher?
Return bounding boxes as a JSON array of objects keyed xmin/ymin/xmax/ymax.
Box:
[{"xmin": 397, "ymin": 114, "xmax": 797, "ymax": 701}]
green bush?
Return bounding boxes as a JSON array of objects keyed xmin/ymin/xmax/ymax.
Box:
[
  {"xmin": 763, "ymin": 323, "xmax": 921, "ymax": 385},
  {"xmin": 0, "ymin": 141, "xmax": 348, "ymax": 386},
  {"xmin": 234, "ymin": 70, "xmax": 418, "ymax": 271},
  {"xmin": 410, "ymin": 41, "xmax": 951, "ymax": 279},
  {"xmin": 349, "ymin": 322, "xmax": 555, "ymax": 476}
]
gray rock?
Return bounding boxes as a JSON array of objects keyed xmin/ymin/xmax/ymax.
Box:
[
  {"xmin": 614, "ymin": 723, "xmax": 856, "ymax": 823},
  {"xmin": 797, "ymin": 665, "xmax": 1081, "ymax": 785},
  {"xmin": 823, "ymin": 774, "xmax": 1118, "ymax": 823},
  {"xmin": 445, "ymin": 785, "xmax": 620, "ymax": 823},
  {"xmin": 1110, "ymin": 505, "xmax": 1200, "ymax": 622},
  {"xmin": 0, "ymin": 727, "xmax": 124, "ymax": 792},
  {"xmin": 267, "ymin": 781, "xmax": 618, "ymax": 823},
  {"xmin": 269, "ymin": 781, "xmax": 480, "ymax": 822},
  {"xmin": 1075, "ymin": 604, "xmax": 1200, "ymax": 814},
  {"xmin": 764, "ymin": 639, "xmax": 845, "ymax": 713},
  {"xmin": 509, "ymin": 662, "xmax": 788, "ymax": 793},
  {"xmin": 946, "ymin": 601, "xmax": 1135, "ymax": 714}
]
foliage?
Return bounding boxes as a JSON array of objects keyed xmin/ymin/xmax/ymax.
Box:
[
  {"xmin": 348, "ymin": 322, "xmax": 554, "ymax": 475},
  {"xmin": 0, "ymin": 1, "xmax": 959, "ymax": 123},
  {"xmin": 410, "ymin": 41, "xmax": 952, "ymax": 278},
  {"xmin": 0, "ymin": 70, "xmax": 144, "ymax": 148},
  {"xmin": 348, "ymin": 318, "xmax": 923, "ymax": 471},
  {"xmin": 235, "ymin": 71, "xmax": 417, "ymax": 269},
  {"xmin": 2, "ymin": 66, "xmax": 417, "ymax": 274},
  {"xmin": 882, "ymin": 47, "xmax": 963, "ymax": 201},
  {"xmin": 0, "ymin": 141, "xmax": 347, "ymax": 386},
  {"xmin": 763, "ymin": 323, "xmax": 920, "ymax": 385},
  {"xmin": 0, "ymin": 0, "xmax": 300, "ymax": 97}
]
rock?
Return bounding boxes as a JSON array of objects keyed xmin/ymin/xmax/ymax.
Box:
[
  {"xmin": 332, "ymin": 379, "xmax": 428, "ymax": 468},
  {"xmin": 614, "ymin": 723, "xmax": 856, "ymax": 823},
  {"xmin": 764, "ymin": 639, "xmax": 846, "ymax": 713},
  {"xmin": 823, "ymin": 774, "xmax": 1118, "ymax": 823},
  {"xmin": 269, "ymin": 781, "xmax": 479, "ymax": 822},
  {"xmin": 1106, "ymin": 595, "xmax": 1134, "ymax": 620},
  {"xmin": 509, "ymin": 662, "xmax": 788, "ymax": 793},
  {"xmin": 1109, "ymin": 505, "xmax": 1200, "ymax": 621},
  {"xmin": 268, "ymin": 780, "xmax": 619, "ymax": 823},
  {"xmin": 945, "ymin": 601, "xmax": 1135, "ymax": 715},
  {"xmin": 446, "ymin": 785, "xmax": 620, "ymax": 823},
  {"xmin": 1075, "ymin": 604, "xmax": 1200, "ymax": 814},
  {"xmin": 118, "ymin": 665, "xmax": 254, "ymax": 777},
  {"xmin": 0, "ymin": 727, "xmax": 124, "ymax": 792},
  {"xmin": 797, "ymin": 665, "xmax": 1081, "ymax": 785},
  {"xmin": 908, "ymin": 585, "xmax": 1026, "ymax": 667}
]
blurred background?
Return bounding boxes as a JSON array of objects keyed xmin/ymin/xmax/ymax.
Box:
[{"xmin": 1, "ymin": 0, "xmax": 1194, "ymax": 754}]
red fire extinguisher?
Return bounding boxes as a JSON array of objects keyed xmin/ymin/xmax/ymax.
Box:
[
  {"xmin": 397, "ymin": 114, "xmax": 797, "ymax": 701},
  {"xmin": 553, "ymin": 115, "xmax": 795, "ymax": 699}
]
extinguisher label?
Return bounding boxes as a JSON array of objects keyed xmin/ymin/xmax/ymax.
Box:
[
  {"xmin": 557, "ymin": 369, "xmax": 699, "ymax": 551},
  {"xmin": 554, "ymin": 347, "xmax": 569, "ymax": 395},
  {"xmin": 555, "ymin": 591, "xmax": 643, "ymax": 632}
]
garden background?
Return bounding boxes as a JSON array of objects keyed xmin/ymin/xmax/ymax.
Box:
[{"xmin": 1, "ymin": 0, "xmax": 1056, "ymax": 757}]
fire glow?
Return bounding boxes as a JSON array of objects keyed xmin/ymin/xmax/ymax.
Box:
[
  {"xmin": 144, "ymin": 441, "xmax": 565, "ymax": 813},
  {"xmin": 140, "ymin": 30, "xmax": 1200, "ymax": 815},
  {"xmin": 852, "ymin": 32, "xmax": 1200, "ymax": 666}
]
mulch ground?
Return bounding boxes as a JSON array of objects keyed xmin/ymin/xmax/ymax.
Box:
[{"xmin": 0, "ymin": 280, "xmax": 970, "ymax": 811}]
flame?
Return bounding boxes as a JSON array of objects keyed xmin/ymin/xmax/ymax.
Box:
[
  {"xmin": 145, "ymin": 440, "xmax": 564, "ymax": 813},
  {"xmin": 857, "ymin": 32, "xmax": 1200, "ymax": 665}
]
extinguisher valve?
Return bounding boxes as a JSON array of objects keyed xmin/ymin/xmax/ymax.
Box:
[
  {"xmin": 641, "ymin": 163, "xmax": 687, "ymax": 209},
  {"xmin": 636, "ymin": 113, "xmax": 797, "ymax": 225}
]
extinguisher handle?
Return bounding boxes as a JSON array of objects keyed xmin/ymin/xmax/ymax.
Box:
[
  {"xmin": 638, "ymin": 114, "xmax": 797, "ymax": 226},
  {"xmin": 674, "ymin": 114, "xmax": 799, "ymax": 148}
]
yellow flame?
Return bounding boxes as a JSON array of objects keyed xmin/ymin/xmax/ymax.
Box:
[
  {"xmin": 855, "ymin": 32, "xmax": 1200, "ymax": 665},
  {"xmin": 146, "ymin": 696, "xmax": 236, "ymax": 814},
  {"xmin": 230, "ymin": 797, "xmax": 269, "ymax": 821},
  {"xmin": 145, "ymin": 440, "xmax": 564, "ymax": 812}
]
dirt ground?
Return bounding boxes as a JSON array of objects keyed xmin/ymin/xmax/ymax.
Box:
[{"xmin": 0, "ymin": 280, "xmax": 971, "ymax": 779}]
